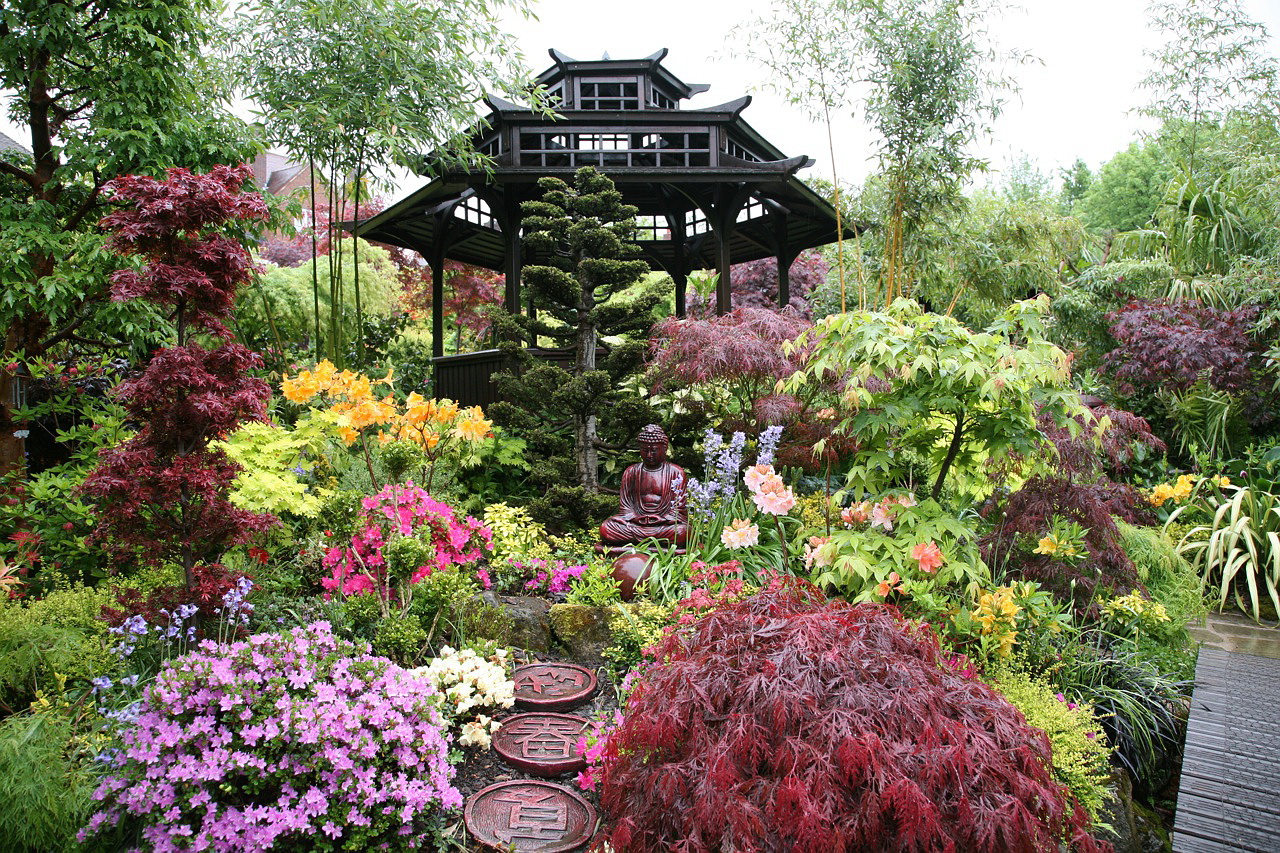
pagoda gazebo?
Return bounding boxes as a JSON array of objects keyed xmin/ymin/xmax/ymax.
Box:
[{"xmin": 353, "ymin": 49, "xmax": 852, "ymax": 402}]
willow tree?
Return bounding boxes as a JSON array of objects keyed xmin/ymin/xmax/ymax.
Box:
[{"xmin": 227, "ymin": 0, "xmax": 544, "ymax": 364}]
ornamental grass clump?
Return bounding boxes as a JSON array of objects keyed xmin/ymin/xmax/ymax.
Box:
[
  {"xmin": 597, "ymin": 581, "xmax": 1107, "ymax": 853},
  {"xmin": 79, "ymin": 621, "xmax": 460, "ymax": 851}
]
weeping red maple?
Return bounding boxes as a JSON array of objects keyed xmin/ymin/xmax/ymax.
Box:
[
  {"xmin": 82, "ymin": 165, "xmax": 277, "ymax": 589},
  {"xmin": 599, "ymin": 580, "xmax": 1108, "ymax": 853}
]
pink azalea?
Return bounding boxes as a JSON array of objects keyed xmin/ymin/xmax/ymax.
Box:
[
  {"xmin": 870, "ymin": 503, "xmax": 895, "ymax": 531},
  {"xmin": 841, "ymin": 501, "xmax": 873, "ymax": 525},
  {"xmin": 720, "ymin": 519, "xmax": 760, "ymax": 549},
  {"xmin": 803, "ymin": 536, "xmax": 831, "ymax": 569}
]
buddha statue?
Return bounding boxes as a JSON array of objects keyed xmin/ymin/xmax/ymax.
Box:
[{"xmin": 600, "ymin": 424, "xmax": 689, "ymax": 548}]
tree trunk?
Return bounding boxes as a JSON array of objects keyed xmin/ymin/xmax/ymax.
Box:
[{"xmin": 932, "ymin": 410, "xmax": 966, "ymax": 500}]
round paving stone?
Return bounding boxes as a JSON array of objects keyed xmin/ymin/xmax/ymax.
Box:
[
  {"xmin": 513, "ymin": 662, "xmax": 598, "ymax": 711},
  {"xmin": 464, "ymin": 780, "xmax": 597, "ymax": 852},
  {"xmin": 492, "ymin": 712, "xmax": 588, "ymax": 777}
]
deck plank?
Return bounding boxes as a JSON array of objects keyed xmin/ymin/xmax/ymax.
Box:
[{"xmin": 1172, "ymin": 646, "xmax": 1280, "ymax": 852}]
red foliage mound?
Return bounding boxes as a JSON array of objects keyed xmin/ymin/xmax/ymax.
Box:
[
  {"xmin": 83, "ymin": 166, "xmax": 276, "ymax": 584},
  {"xmin": 598, "ymin": 582, "xmax": 1106, "ymax": 853}
]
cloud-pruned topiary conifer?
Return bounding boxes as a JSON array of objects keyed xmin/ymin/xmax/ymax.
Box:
[
  {"xmin": 490, "ymin": 167, "xmax": 668, "ymax": 529},
  {"xmin": 82, "ymin": 165, "xmax": 277, "ymax": 589},
  {"xmin": 599, "ymin": 580, "xmax": 1108, "ymax": 852}
]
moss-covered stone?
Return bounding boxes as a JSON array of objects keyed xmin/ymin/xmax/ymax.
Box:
[
  {"xmin": 466, "ymin": 592, "xmax": 548, "ymax": 652},
  {"xmin": 550, "ymin": 603, "xmax": 613, "ymax": 664}
]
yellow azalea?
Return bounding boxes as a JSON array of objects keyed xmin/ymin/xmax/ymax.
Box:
[
  {"xmin": 1034, "ymin": 535, "xmax": 1059, "ymax": 556},
  {"xmin": 338, "ymin": 426, "xmax": 360, "ymax": 446},
  {"xmin": 996, "ymin": 630, "xmax": 1018, "ymax": 657}
]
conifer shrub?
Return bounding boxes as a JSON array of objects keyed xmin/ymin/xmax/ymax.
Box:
[{"xmin": 597, "ymin": 581, "xmax": 1106, "ymax": 852}]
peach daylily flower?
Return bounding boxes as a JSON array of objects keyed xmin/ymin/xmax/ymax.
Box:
[
  {"xmin": 911, "ymin": 542, "xmax": 944, "ymax": 574},
  {"xmin": 720, "ymin": 519, "xmax": 760, "ymax": 549}
]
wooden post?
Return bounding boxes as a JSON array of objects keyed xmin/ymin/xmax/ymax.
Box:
[
  {"xmin": 502, "ymin": 194, "xmax": 522, "ymax": 314},
  {"xmin": 707, "ymin": 184, "xmax": 752, "ymax": 315},
  {"xmin": 715, "ymin": 231, "xmax": 733, "ymax": 315},
  {"xmin": 430, "ymin": 212, "xmax": 450, "ymax": 359}
]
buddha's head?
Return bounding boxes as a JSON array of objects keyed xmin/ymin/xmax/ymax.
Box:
[{"xmin": 637, "ymin": 424, "xmax": 669, "ymax": 467}]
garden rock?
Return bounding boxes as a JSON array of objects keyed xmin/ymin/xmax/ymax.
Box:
[
  {"xmin": 1098, "ymin": 769, "xmax": 1140, "ymax": 853},
  {"xmin": 471, "ymin": 592, "xmax": 551, "ymax": 652},
  {"xmin": 549, "ymin": 603, "xmax": 612, "ymax": 664}
]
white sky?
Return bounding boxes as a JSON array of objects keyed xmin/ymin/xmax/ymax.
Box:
[
  {"xmin": 493, "ymin": 0, "xmax": 1280, "ymax": 193},
  {"xmin": 4, "ymin": 0, "xmax": 1278, "ymax": 199}
]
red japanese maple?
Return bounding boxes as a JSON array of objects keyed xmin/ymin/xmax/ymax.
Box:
[
  {"xmin": 83, "ymin": 165, "xmax": 277, "ymax": 589},
  {"xmin": 598, "ymin": 581, "xmax": 1107, "ymax": 853}
]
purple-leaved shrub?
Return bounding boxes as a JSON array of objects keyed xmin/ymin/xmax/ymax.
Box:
[{"xmin": 79, "ymin": 621, "xmax": 459, "ymax": 851}]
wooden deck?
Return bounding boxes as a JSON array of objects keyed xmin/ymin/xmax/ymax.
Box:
[{"xmin": 1173, "ymin": 645, "xmax": 1280, "ymax": 851}]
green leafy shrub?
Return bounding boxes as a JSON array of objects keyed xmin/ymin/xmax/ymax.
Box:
[
  {"xmin": 213, "ymin": 418, "xmax": 333, "ymax": 518},
  {"xmin": 0, "ymin": 709, "xmax": 103, "ymax": 852},
  {"xmin": 0, "ymin": 585, "xmax": 116, "ymax": 708},
  {"xmin": 809, "ymin": 495, "xmax": 989, "ymax": 602},
  {"xmin": 1115, "ymin": 521, "xmax": 1205, "ymax": 636},
  {"xmin": 564, "ymin": 561, "xmax": 623, "ymax": 607},
  {"xmin": 601, "ymin": 599, "xmax": 671, "ymax": 680},
  {"xmin": 987, "ymin": 669, "xmax": 1114, "ymax": 826},
  {"xmin": 482, "ymin": 502, "xmax": 552, "ymax": 572}
]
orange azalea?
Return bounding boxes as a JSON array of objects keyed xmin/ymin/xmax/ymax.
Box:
[
  {"xmin": 874, "ymin": 571, "xmax": 904, "ymax": 598},
  {"xmin": 910, "ymin": 541, "xmax": 944, "ymax": 573},
  {"xmin": 432, "ymin": 400, "xmax": 460, "ymax": 424},
  {"xmin": 455, "ymin": 413, "xmax": 493, "ymax": 442}
]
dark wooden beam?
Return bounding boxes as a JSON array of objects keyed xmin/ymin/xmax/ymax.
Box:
[{"xmin": 705, "ymin": 183, "xmax": 753, "ymax": 314}]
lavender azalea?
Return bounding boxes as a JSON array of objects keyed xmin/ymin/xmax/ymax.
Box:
[{"xmin": 80, "ymin": 621, "xmax": 460, "ymax": 851}]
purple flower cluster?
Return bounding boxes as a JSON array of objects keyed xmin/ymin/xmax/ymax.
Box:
[
  {"xmin": 755, "ymin": 425, "xmax": 784, "ymax": 468},
  {"xmin": 518, "ymin": 559, "xmax": 588, "ymax": 597},
  {"xmin": 685, "ymin": 428, "xmax": 747, "ymax": 517},
  {"xmin": 79, "ymin": 621, "xmax": 460, "ymax": 851}
]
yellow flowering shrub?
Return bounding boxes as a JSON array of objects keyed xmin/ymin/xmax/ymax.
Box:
[
  {"xmin": 282, "ymin": 362, "xmax": 494, "ymax": 489},
  {"xmin": 1101, "ymin": 590, "xmax": 1171, "ymax": 637},
  {"xmin": 986, "ymin": 669, "xmax": 1113, "ymax": 826}
]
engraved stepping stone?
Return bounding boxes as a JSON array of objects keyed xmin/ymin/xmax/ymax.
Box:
[
  {"xmin": 513, "ymin": 662, "xmax": 598, "ymax": 712},
  {"xmin": 464, "ymin": 779, "xmax": 597, "ymax": 852},
  {"xmin": 492, "ymin": 712, "xmax": 588, "ymax": 777}
]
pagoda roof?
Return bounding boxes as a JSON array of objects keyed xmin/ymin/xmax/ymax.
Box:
[{"xmin": 353, "ymin": 49, "xmax": 857, "ymax": 275}]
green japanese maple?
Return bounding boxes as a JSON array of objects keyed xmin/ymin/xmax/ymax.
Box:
[{"xmin": 786, "ymin": 296, "xmax": 1084, "ymax": 500}]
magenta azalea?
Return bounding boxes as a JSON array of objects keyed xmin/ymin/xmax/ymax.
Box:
[{"xmin": 322, "ymin": 483, "xmax": 491, "ymax": 598}]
